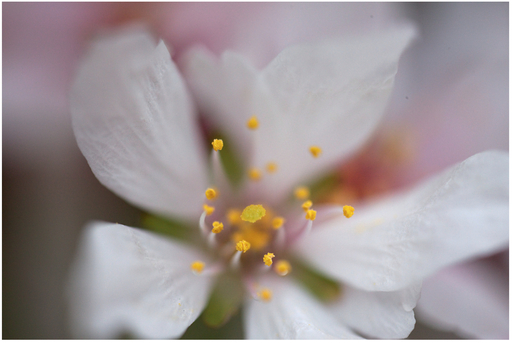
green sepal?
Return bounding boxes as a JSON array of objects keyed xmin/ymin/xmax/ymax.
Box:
[
  {"xmin": 140, "ymin": 213, "xmax": 195, "ymax": 243},
  {"xmin": 201, "ymin": 271, "xmax": 245, "ymax": 328},
  {"xmin": 286, "ymin": 171, "xmax": 340, "ymax": 204},
  {"xmin": 290, "ymin": 257, "xmax": 342, "ymax": 303},
  {"xmin": 308, "ymin": 172, "xmax": 340, "ymax": 201},
  {"xmin": 181, "ymin": 308, "xmax": 245, "ymax": 339}
]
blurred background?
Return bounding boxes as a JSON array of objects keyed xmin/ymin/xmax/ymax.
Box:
[{"xmin": 3, "ymin": 3, "xmax": 508, "ymax": 338}]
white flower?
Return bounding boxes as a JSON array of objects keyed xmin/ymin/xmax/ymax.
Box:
[{"xmin": 67, "ymin": 26, "xmax": 508, "ymax": 339}]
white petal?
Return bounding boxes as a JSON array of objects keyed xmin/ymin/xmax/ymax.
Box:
[
  {"xmin": 184, "ymin": 26, "xmax": 416, "ymax": 202},
  {"xmin": 182, "ymin": 48, "xmax": 259, "ymax": 162},
  {"xmin": 67, "ymin": 222, "xmax": 214, "ymax": 338},
  {"xmin": 294, "ymin": 150, "xmax": 509, "ymax": 291},
  {"xmin": 244, "ymin": 275, "xmax": 361, "ymax": 339},
  {"xmin": 328, "ymin": 283, "xmax": 420, "ymax": 338},
  {"xmin": 415, "ymin": 257, "xmax": 509, "ymax": 339},
  {"xmin": 71, "ymin": 27, "xmax": 208, "ymax": 221}
]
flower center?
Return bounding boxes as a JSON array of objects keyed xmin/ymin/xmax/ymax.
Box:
[{"xmin": 191, "ymin": 115, "xmax": 353, "ymax": 302}]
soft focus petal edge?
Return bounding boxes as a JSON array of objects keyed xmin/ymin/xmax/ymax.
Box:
[
  {"xmin": 66, "ymin": 221, "xmax": 214, "ymax": 338},
  {"xmin": 70, "ymin": 25, "xmax": 208, "ymax": 222}
]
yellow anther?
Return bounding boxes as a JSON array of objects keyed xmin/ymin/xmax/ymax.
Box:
[
  {"xmin": 203, "ymin": 204, "xmax": 215, "ymax": 216},
  {"xmin": 302, "ymin": 200, "xmax": 313, "ymax": 212},
  {"xmin": 263, "ymin": 252, "xmax": 275, "ymax": 266},
  {"xmin": 247, "ymin": 115, "xmax": 259, "ymax": 130},
  {"xmin": 309, "ymin": 145, "xmax": 322, "ymax": 158},
  {"xmin": 248, "ymin": 168, "xmax": 262, "ymax": 181},
  {"xmin": 227, "ymin": 208, "xmax": 242, "ymax": 225},
  {"xmin": 294, "ymin": 186, "xmax": 310, "ymax": 200},
  {"xmin": 211, "ymin": 139, "xmax": 223, "ymax": 151},
  {"xmin": 305, "ymin": 209, "xmax": 317, "ymax": 221},
  {"xmin": 266, "ymin": 162, "xmax": 278, "ymax": 173},
  {"xmin": 190, "ymin": 261, "xmax": 205, "ymax": 274},
  {"xmin": 343, "ymin": 205, "xmax": 355, "ymax": 218},
  {"xmin": 205, "ymin": 188, "xmax": 217, "ymax": 200},
  {"xmin": 258, "ymin": 288, "xmax": 272, "ymax": 302},
  {"xmin": 241, "ymin": 204, "xmax": 266, "ymax": 223},
  {"xmin": 232, "ymin": 226, "xmax": 270, "ymax": 251},
  {"xmin": 236, "ymin": 240, "xmax": 251, "ymax": 253},
  {"xmin": 271, "ymin": 217, "xmax": 285, "ymax": 229},
  {"xmin": 212, "ymin": 221, "xmax": 224, "ymax": 234},
  {"xmin": 274, "ymin": 260, "xmax": 292, "ymax": 276}
]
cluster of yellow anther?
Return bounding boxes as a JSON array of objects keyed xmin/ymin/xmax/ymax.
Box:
[
  {"xmin": 248, "ymin": 168, "xmax": 262, "ymax": 181},
  {"xmin": 343, "ymin": 205, "xmax": 355, "ymax": 218},
  {"xmin": 227, "ymin": 209, "xmax": 242, "ymax": 225},
  {"xmin": 193, "ymin": 121, "xmax": 356, "ymax": 306},
  {"xmin": 309, "ymin": 145, "xmax": 322, "ymax": 158},
  {"xmin": 294, "ymin": 186, "xmax": 310, "ymax": 200},
  {"xmin": 302, "ymin": 200, "xmax": 313, "ymax": 212},
  {"xmin": 247, "ymin": 115, "xmax": 259, "ymax": 130},
  {"xmin": 190, "ymin": 261, "xmax": 205, "ymax": 274},
  {"xmin": 258, "ymin": 288, "xmax": 272, "ymax": 302},
  {"xmin": 271, "ymin": 216, "xmax": 285, "ymax": 229},
  {"xmin": 300, "ymin": 199, "xmax": 317, "ymax": 221},
  {"xmin": 263, "ymin": 252, "xmax": 275, "ymax": 266},
  {"xmin": 231, "ymin": 226, "xmax": 270, "ymax": 251},
  {"xmin": 212, "ymin": 221, "xmax": 224, "ymax": 234},
  {"xmin": 305, "ymin": 209, "xmax": 317, "ymax": 221},
  {"xmin": 203, "ymin": 204, "xmax": 215, "ymax": 216},
  {"xmin": 274, "ymin": 260, "xmax": 292, "ymax": 276},
  {"xmin": 211, "ymin": 139, "xmax": 224, "ymax": 151},
  {"xmin": 205, "ymin": 188, "xmax": 217, "ymax": 200},
  {"xmin": 236, "ymin": 240, "xmax": 251, "ymax": 253},
  {"xmin": 266, "ymin": 162, "xmax": 278, "ymax": 173}
]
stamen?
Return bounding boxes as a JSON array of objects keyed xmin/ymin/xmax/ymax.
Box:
[
  {"xmin": 257, "ymin": 288, "xmax": 272, "ymax": 302},
  {"xmin": 208, "ymin": 231, "xmax": 217, "ymax": 248},
  {"xmin": 212, "ymin": 221, "xmax": 224, "ymax": 234},
  {"xmin": 305, "ymin": 209, "xmax": 317, "ymax": 221},
  {"xmin": 271, "ymin": 216, "xmax": 285, "ymax": 229},
  {"xmin": 343, "ymin": 205, "xmax": 355, "ymax": 218},
  {"xmin": 302, "ymin": 218, "xmax": 313, "ymax": 237},
  {"xmin": 230, "ymin": 251, "xmax": 243, "ymax": 269},
  {"xmin": 266, "ymin": 162, "xmax": 278, "ymax": 173},
  {"xmin": 203, "ymin": 204, "xmax": 215, "ymax": 216},
  {"xmin": 241, "ymin": 204, "xmax": 266, "ymax": 223},
  {"xmin": 226, "ymin": 208, "xmax": 242, "ymax": 225},
  {"xmin": 263, "ymin": 252, "xmax": 275, "ymax": 266},
  {"xmin": 235, "ymin": 240, "xmax": 251, "ymax": 253},
  {"xmin": 248, "ymin": 168, "xmax": 262, "ymax": 181},
  {"xmin": 309, "ymin": 145, "xmax": 322, "ymax": 158},
  {"xmin": 274, "ymin": 225, "xmax": 286, "ymax": 249},
  {"xmin": 210, "ymin": 144, "xmax": 233, "ymax": 196},
  {"xmin": 191, "ymin": 261, "xmax": 223, "ymax": 277},
  {"xmin": 211, "ymin": 139, "xmax": 223, "ymax": 151},
  {"xmin": 274, "ymin": 260, "xmax": 292, "ymax": 276},
  {"xmin": 199, "ymin": 211, "xmax": 209, "ymax": 236},
  {"xmin": 294, "ymin": 186, "xmax": 310, "ymax": 200},
  {"xmin": 302, "ymin": 200, "xmax": 313, "ymax": 212},
  {"xmin": 247, "ymin": 115, "xmax": 259, "ymax": 130},
  {"xmin": 190, "ymin": 261, "xmax": 205, "ymax": 274},
  {"xmin": 205, "ymin": 188, "xmax": 217, "ymax": 200}
]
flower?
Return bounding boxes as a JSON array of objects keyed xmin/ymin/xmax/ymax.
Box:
[
  {"xmin": 67, "ymin": 25, "xmax": 508, "ymax": 339},
  {"xmin": 382, "ymin": 4, "xmax": 509, "ymax": 338}
]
